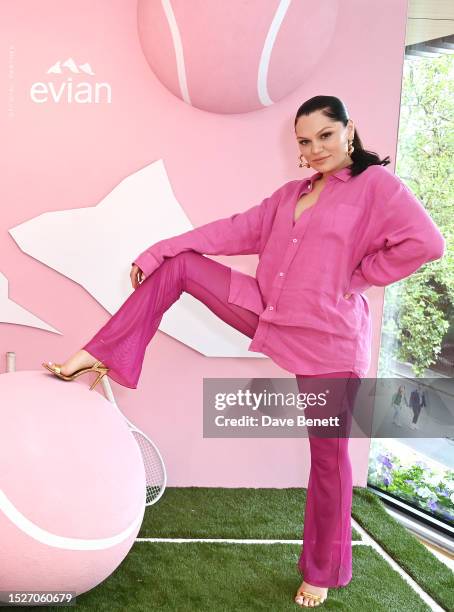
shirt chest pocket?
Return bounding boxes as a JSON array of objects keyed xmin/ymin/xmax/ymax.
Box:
[{"xmin": 319, "ymin": 204, "xmax": 362, "ymax": 268}]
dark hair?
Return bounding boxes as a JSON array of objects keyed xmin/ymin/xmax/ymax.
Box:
[{"xmin": 294, "ymin": 95, "xmax": 390, "ymax": 177}]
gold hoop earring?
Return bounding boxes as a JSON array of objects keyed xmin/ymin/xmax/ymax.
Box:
[
  {"xmin": 299, "ymin": 154, "xmax": 310, "ymax": 168},
  {"xmin": 348, "ymin": 140, "xmax": 354, "ymax": 156}
]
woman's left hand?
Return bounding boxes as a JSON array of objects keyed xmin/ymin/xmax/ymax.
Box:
[{"xmin": 131, "ymin": 264, "xmax": 146, "ymax": 289}]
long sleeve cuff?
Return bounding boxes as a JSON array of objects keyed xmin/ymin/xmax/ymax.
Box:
[{"xmin": 132, "ymin": 250, "xmax": 161, "ymax": 278}]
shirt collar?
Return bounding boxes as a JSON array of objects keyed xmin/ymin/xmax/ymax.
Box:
[{"xmin": 307, "ymin": 164, "xmax": 353, "ymax": 185}]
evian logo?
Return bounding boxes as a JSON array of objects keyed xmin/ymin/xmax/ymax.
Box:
[{"xmin": 30, "ymin": 58, "xmax": 112, "ymax": 104}]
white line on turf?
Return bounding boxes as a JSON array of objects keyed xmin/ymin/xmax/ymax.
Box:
[
  {"xmin": 350, "ymin": 516, "xmax": 445, "ymax": 612},
  {"xmin": 136, "ymin": 522, "xmax": 446, "ymax": 610},
  {"xmin": 136, "ymin": 537, "xmax": 368, "ymax": 545}
]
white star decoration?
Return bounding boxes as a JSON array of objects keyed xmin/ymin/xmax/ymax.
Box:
[
  {"xmin": 8, "ymin": 159, "xmax": 266, "ymax": 358},
  {"xmin": 0, "ymin": 272, "xmax": 61, "ymax": 334}
]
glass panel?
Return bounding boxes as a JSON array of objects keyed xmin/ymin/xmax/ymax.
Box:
[{"xmin": 368, "ymin": 42, "xmax": 454, "ymax": 529}]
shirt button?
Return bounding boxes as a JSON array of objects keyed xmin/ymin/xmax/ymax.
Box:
[
  {"xmin": 292, "ymin": 238, "xmax": 298, "ymax": 243},
  {"xmin": 268, "ymin": 305, "xmax": 274, "ymax": 310},
  {"xmin": 279, "ymin": 272, "xmax": 284, "ymax": 276}
]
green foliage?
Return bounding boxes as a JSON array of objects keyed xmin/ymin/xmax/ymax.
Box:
[
  {"xmin": 368, "ymin": 442, "xmax": 454, "ymax": 522},
  {"xmin": 382, "ymin": 55, "xmax": 454, "ymax": 376}
]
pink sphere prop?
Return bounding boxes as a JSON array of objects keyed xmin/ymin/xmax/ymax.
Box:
[
  {"xmin": 0, "ymin": 371, "xmax": 146, "ymax": 599},
  {"xmin": 137, "ymin": 0, "xmax": 339, "ymax": 114}
]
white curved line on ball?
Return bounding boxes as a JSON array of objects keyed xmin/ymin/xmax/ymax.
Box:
[
  {"xmin": 258, "ymin": 0, "xmax": 292, "ymax": 106},
  {"xmin": 0, "ymin": 489, "xmax": 143, "ymax": 550},
  {"xmin": 162, "ymin": 0, "xmax": 191, "ymax": 104}
]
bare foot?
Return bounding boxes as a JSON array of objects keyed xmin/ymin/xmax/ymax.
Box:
[
  {"xmin": 48, "ymin": 349, "xmax": 99, "ymax": 377},
  {"xmin": 294, "ymin": 581, "xmax": 328, "ymax": 607}
]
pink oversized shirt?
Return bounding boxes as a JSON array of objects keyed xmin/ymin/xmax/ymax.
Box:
[{"xmin": 133, "ymin": 165, "xmax": 445, "ymax": 377}]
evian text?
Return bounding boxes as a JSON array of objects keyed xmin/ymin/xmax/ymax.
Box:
[{"xmin": 30, "ymin": 78, "xmax": 112, "ymax": 104}]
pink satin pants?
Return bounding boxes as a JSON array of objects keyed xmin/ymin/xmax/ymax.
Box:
[{"xmin": 82, "ymin": 250, "xmax": 360, "ymax": 588}]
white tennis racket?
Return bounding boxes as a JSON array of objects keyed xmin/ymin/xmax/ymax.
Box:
[{"xmin": 99, "ymin": 375, "xmax": 167, "ymax": 506}]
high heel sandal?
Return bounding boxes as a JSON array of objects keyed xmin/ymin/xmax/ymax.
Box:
[
  {"xmin": 42, "ymin": 360, "xmax": 110, "ymax": 391},
  {"xmin": 295, "ymin": 590, "xmax": 327, "ymax": 607}
]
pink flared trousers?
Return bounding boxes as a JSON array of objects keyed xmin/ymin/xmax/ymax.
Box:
[{"xmin": 83, "ymin": 250, "xmax": 360, "ymax": 588}]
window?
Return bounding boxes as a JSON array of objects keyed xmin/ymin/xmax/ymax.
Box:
[{"xmin": 368, "ymin": 29, "xmax": 454, "ymax": 536}]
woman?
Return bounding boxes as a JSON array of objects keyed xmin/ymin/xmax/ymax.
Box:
[
  {"xmin": 42, "ymin": 95, "xmax": 445, "ymax": 608},
  {"xmin": 391, "ymin": 384, "xmax": 409, "ymax": 426}
]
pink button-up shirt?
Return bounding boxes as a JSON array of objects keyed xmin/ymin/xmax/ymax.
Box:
[{"xmin": 133, "ymin": 165, "xmax": 445, "ymax": 377}]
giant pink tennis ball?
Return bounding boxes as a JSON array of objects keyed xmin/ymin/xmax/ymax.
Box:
[
  {"xmin": 0, "ymin": 371, "xmax": 146, "ymax": 598},
  {"xmin": 137, "ymin": 0, "xmax": 339, "ymax": 114}
]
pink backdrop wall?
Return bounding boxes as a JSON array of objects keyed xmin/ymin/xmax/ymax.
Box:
[{"xmin": 1, "ymin": 0, "xmax": 408, "ymax": 487}]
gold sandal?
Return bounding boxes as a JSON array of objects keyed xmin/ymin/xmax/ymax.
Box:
[
  {"xmin": 295, "ymin": 590, "xmax": 327, "ymax": 607},
  {"xmin": 42, "ymin": 360, "xmax": 109, "ymax": 391}
]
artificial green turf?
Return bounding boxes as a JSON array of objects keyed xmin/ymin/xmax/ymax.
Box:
[
  {"xmin": 41, "ymin": 542, "xmax": 433, "ymax": 611},
  {"xmin": 351, "ymin": 487, "xmax": 454, "ymax": 611},
  {"xmin": 28, "ymin": 487, "xmax": 452, "ymax": 611},
  {"xmin": 138, "ymin": 487, "xmax": 363, "ymax": 540}
]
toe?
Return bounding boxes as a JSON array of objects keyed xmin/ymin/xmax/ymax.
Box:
[{"xmin": 295, "ymin": 595, "xmax": 307, "ymax": 607}]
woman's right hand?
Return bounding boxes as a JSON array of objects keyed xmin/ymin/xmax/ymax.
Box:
[{"xmin": 131, "ymin": 264, "xmax": 146, "ymax": 289}]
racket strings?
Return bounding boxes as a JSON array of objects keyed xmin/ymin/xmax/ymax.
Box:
[{"xmin": 131, "ymin": 431, "xmax": 165, "ymax": 505}]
